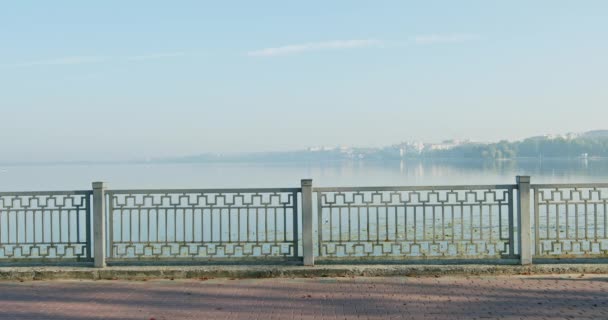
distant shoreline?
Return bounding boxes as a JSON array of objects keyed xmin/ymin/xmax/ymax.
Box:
[{"xmin": 1, "ymin": 156, "xmax": 607, "ymax": 167}]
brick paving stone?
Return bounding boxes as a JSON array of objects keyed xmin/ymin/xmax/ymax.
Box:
[{"xmin": 0, "ymin": 274, "xmax": 606, "ymax": 320}]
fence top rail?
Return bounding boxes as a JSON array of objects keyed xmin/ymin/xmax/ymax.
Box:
[
  {"xmin": 532, "ymin": 183, "xmax": 608, "ymax": 189},
  {"xmin": 313, "ymin": 184, "xmax": 517, "ymax": 193},
  {"xmin": 0, "ymin": 190, "xmax": 92, "ymax": 197},
  {"xmin": 106, "ymin": 187, "xmax": 302, "ymax": 195}
]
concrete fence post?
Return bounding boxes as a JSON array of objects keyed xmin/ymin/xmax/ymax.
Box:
[
  {"xmin": 92, "ymin": 181, "xmax": 107, "ymax": 268},
  {"xmin": 516, "ymin": 176, "xmax": 532, "ymax": 265},
  {"xmin": 301, "ymin": 179, "xmax": 314, "ymax": 266}
]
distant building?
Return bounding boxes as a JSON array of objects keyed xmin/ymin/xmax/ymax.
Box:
[
  {"xmin": 393, "ymin": 141, "xmax": 425, "ymax": 156},
  {"xmin": 426, "ymin": 139, "xmax": 471, "ymax": 151}
]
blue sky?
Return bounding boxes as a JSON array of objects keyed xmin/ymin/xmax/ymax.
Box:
[{"xmin": 1, "ymin": 1, "xmax": 607, "ymax": 162}]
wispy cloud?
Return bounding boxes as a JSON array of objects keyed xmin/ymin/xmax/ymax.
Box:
[
  {"xmin": 1, "ymin": 52, "xmax": 188, "ymax": 69},
  {"xmin": 412, "ymin": 33, "xmax": 480, "ymax": 45},
  {"xmin": 247, "ymin": 39, "xmax": 383, "ymax": 57},
  {"xmin": 247, "ymin": 34, "xmax": 480, "ymax": 57}
]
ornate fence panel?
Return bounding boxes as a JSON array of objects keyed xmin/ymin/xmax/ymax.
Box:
[
  {"xmin": 0, "ymin": 191, "xmax": 92, "ymax": 261},
  {"xmin": 314, "ymin": 185, "xmax": 517, "ymax": 260},
  {"xmin": 106, "ymin": 188, "xmax": 301, "ymax": 261},
  {"xmin": 532, "ymin": 184, "xmax": 608, "ymax": 258}
]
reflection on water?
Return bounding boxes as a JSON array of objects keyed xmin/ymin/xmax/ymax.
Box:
[
  {"xmin": 2, "ymin": 159, "xmax": 607, "ymax": 259},
  {"xmin": 0, "ymin": 159, "xmax": 606, "ymax": 191}
]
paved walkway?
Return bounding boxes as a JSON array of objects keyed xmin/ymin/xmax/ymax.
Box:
[{"xmin": 0, "ymin": 274, "xmax": 606, "ymax": 320}]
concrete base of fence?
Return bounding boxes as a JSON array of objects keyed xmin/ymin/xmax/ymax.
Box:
[{"xmin": 2, "ymin": 264, "xmax": 608, "ymax": 281}]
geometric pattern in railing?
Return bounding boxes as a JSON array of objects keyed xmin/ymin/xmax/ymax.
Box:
[
  {"xmin": 107, "ymin": 188, "xmax": 300, "ymax": 260},
  {"xmin": 532, "ymin": 184, "xmax": 608, "ymax": 258},
  {"xmin": 315, "ymin": 185, "xmax": 516, "ymax": 259},
  {"xmin": 0, "ymin": 191, "xmax": 92, "ymax": 261}
]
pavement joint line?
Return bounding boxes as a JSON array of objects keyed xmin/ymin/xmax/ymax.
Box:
[{"xmin": 1, "ymin": 264, "xmax": 608, "ymax": 281}]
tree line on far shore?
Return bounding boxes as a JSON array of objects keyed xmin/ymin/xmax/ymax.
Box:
[
  {"xmin": 420, "ymin": 136, "xmax": 608, "ymax": 159},
  {"xmin": 166, "ymin": 131, "xmax": 608, "ymax": 163}
]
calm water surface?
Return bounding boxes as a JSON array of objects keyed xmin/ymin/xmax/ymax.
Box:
[
  {"xmin": 1, "ymin": 159, "xmax": 607, "ymax": 191},
  {"xmin": 2, "ymin": 159, "xmax": 607, "ymax": 259}
]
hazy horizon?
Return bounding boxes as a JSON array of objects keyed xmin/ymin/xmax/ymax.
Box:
[
  {"xmin": 2, "ymin": 1, "xmax": 607, "ymax": 162},
  {"xmin": 0, "ymin": 128, "xmax": 606, "ymax": 165}
]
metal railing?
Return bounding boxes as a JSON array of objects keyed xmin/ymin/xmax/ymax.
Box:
[
  {"xmin": 313, "ymin": 185, "xmax": 517, "ymax": 261},
  {"xmin": 0, "ymin": 190, "xmax": 92, "ymax": 262},
  {"xmin": 532, "ymin": 184, "xmax": 608, "ymax": 258},
  {"xmin": 106, "ymin": 188, "xmax": 301, "ymax": 262},
  {"xmin": 1, "ymin": 176, "xmax": 607, "ymax": 267}
]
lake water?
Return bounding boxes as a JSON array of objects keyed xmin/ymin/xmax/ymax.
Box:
[
  {"xmin": 1, "ymin": 159, "xmax": 607, "ymax": 259},
  {"xmin": 1, "ymin": 158, "xmax": 607, "ymax": 191}
]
